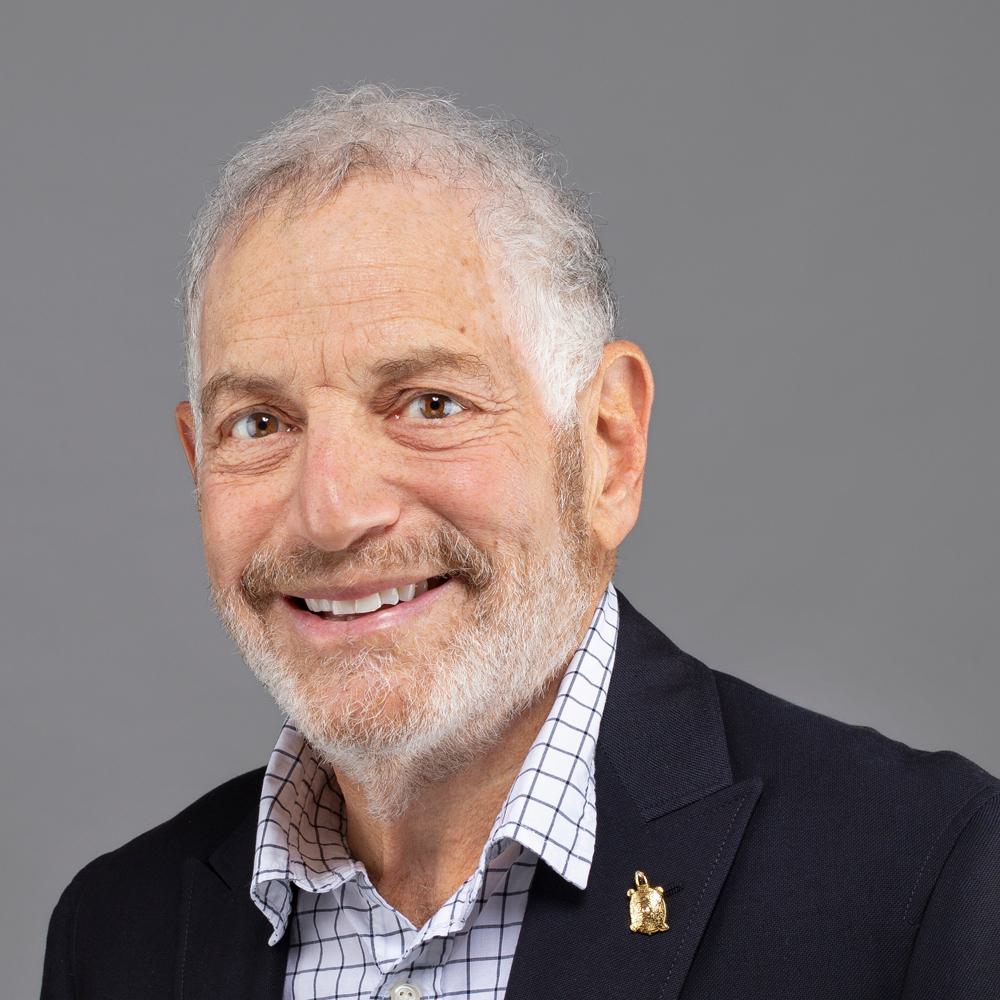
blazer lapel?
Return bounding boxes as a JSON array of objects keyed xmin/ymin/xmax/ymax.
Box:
[
  {"xmin": 505, "ymin": 592, "xmax": 763, "ymax": 1000},
  {"xmin": 176, "ymin": 807, "xmax": 288, "ymax": 1000}
]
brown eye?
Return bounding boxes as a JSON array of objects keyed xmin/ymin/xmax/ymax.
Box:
[
  {"xmin": 230, "ymin": 411, "xmax": 286, "ymax": 439},
  {"xmin": 406, "ymin": 393, "xmax": 463, "ymax": 420}
]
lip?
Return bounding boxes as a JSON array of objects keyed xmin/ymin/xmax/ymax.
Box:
[{"xmin": 280, "ymin": 575, "xmax": 459, "ymax": 642}]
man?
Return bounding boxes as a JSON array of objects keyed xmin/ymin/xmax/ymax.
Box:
[{"xmin": 42, "ymin": 85, "xmax": 999, "ymax": 999}]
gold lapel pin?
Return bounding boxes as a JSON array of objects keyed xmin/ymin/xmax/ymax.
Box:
[{"xmin": 627, "ymin": 870, "xmax": 669, "ymax": 934}]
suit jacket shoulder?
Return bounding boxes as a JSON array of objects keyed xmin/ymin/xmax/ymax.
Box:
[
  {"xmin": 711, "ymin": 663, "xmax": 999, "ymax": 835},
  {"xmin": 41, "ymin": 767, "xmax": 266, "ymax": 1000},
  {"xmin": 684, "ymin": 660, "xmax": 1000, "ymax": 996}
]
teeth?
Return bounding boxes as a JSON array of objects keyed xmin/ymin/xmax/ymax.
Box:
[
  {"xmin": 302, "ymin": 579, "xmax": 435, "ymax": 616},
  {"xmin": 354, "ymin": 592, "xmax": 382, "ymax": 614}
]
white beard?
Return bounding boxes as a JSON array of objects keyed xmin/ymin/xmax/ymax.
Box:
[{"xmin": 210, "ymin": 503, "xmax": 604, "ymax": 823}]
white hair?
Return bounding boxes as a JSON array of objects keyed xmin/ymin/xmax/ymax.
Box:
[{"xmin": 179, "ymin": 83, "xmax": 617, "ymax": 441}]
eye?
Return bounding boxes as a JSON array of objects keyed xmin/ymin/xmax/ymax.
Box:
[
  {"xmin": 229, "ymin": 411, "xmax": 290, "ymax": 439},
  {"xmin": 403, "ymin": 393, "xmax": 465, "ymax": 420}
]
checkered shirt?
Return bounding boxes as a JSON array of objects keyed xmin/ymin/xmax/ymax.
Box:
[{"xmin": 250, "ymin": 583, "xmax": 620, "ymax": 1000}]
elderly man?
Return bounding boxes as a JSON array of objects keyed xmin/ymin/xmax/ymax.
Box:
[{"xmin": 42, "ymin": 86, "xmax": 999, "ymax": 1000}]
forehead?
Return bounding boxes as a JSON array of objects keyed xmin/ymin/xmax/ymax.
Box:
[{"xmin": 198, "ymin": 173, "xmax": 520, "ymax": 387}]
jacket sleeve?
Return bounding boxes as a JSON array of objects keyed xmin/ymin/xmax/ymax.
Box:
[
  {"xmin": 900, "ymin": 789, "xmax": 1000, "ymax": 998},
  {"xmin": 40, "ymin": 876, "xmax": 82, "ymax": 1000}
]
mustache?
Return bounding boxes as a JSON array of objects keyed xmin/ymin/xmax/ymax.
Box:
[{"xmin": 237, "ymin": 522, "xmax": 497, "ymax": 612}]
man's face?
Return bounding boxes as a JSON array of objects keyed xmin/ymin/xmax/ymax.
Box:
[{"xmin": 179, "ymin": 174, "xmax": 608, "ymax": 805}]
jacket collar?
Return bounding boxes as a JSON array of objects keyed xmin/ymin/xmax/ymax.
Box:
[
  {"xmin": 503, "ymin": 591, "xmax": 762, "ymax": 1000},
  {"xmin": 177, "ymin": 590, "xmax": 761, "ymax": 1000}
]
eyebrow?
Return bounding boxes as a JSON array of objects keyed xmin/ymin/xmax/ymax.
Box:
[
  {"xmin": 198, "ymin": 347, "xmax": 494, "ymax": 422},
  {"xmin": 369, "ymin": 347, "xmax": 494, "ymax": 387},
  {"xmin": 198, "ymin": 372, "xmax": 287, "ymax": 423}
]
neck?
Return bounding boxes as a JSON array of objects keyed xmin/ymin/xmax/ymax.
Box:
[{"xmin": 334, "ymin": 661, "xmax": 565, "ymax": 927}]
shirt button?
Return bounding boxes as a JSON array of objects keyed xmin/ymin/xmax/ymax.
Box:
[{"xmin": 389, "ymin": 985, "xmax": 422, "ymax": 1000}]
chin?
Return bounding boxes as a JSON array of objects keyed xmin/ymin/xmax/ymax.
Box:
[
  {"xmin": 268, "ymin": 649, "xmax": 444, "ymax": 752},
  {"xmin": 306, "ymin": 678, "xmax": 420, "ymax": 742}
]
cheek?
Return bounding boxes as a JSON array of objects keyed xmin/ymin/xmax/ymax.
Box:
[
  {"xmin": 405, "ymin": 446, "xmax": 560, "ymax": 548},
  {"xmin": 198, "ymin": 476, "xmax": 285, "ymax": 586}
]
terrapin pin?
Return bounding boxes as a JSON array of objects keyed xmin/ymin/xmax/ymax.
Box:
[{"xmin": 627, "ymin": 870, "xmax": 669, "ymax": 934}]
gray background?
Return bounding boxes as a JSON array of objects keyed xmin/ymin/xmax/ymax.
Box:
[{"xmin": 3, "ymin": 1, "xmax": 997, "ymax": 994}]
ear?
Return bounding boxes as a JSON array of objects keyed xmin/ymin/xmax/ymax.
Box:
[
  {"xmin": 175, "ymin": 401, "xmax": 199, "ymax": 481},
  {"xmin": 583, "ymin": 341, "xmax": 655, "ymax": 551}
]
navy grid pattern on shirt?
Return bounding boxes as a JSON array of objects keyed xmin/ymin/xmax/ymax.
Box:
[{"xmin": 250, "ymin": 583, "xmax": 620, "ymax": 1000}]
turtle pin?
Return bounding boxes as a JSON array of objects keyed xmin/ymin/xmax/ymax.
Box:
[{"xmin": 627, "ymin": 870, "xmax": 669, "ymax": 934}]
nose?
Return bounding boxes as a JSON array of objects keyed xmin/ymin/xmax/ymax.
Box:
[{"xmin": 287, "ymin": 427, "xmax": 401, "ymax": 552}]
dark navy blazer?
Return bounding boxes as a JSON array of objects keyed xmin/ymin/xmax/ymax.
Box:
[{"xmin": 41, "ymin": 593, "xmax": 1000, "ymax": 998}]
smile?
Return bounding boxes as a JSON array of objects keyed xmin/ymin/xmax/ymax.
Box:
[{"xmin": 286, "ymin": 574, "xmax": 452, "ymax": 622}]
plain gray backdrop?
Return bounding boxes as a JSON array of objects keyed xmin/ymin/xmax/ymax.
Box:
[{"xmin": 3, "ymin": 1, "xmax": 997, "ymax": 994}]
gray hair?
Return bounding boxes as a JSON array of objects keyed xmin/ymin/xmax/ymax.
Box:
[{"xmin": 180, "ymin": 84, "xmax": 617, "ymax": 445}]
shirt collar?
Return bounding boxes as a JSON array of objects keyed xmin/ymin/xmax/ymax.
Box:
[{"xmin": 250, "ymin": 582, "xmax": 619, "ymax": 943}]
